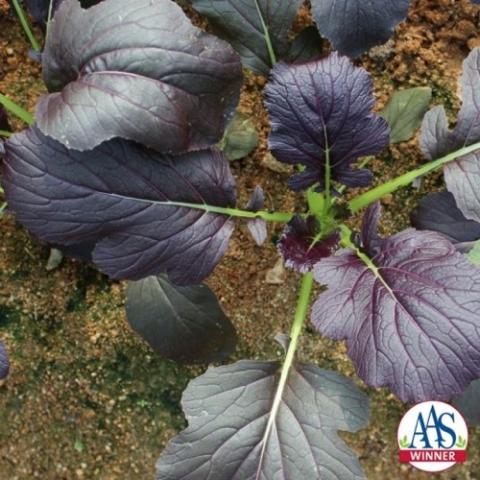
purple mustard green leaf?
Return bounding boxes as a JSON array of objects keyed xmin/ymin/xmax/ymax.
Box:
[
  {"xmin": 311, "ymin": 0, "xmax": 410, "ymax": 58},
  {"xmin": 38, "ymin": 0, "xmax": 243, "ymax": 153},
  {"xmin": 411, "ymin": 191, "xmax": 480, "ymax": 251},
  {"xmin": 421, "ymin": 48, "xmax": 480, "ymax": 222},
  {"xmin": 2, "ymin": 127, "xmax": 236, "ymax": 285},
  {"xmin": 278, "ymin": 215, "xmax": 340, "ymax": 273},
  {"xmin": 265, "ymin": 54, "xmax": 390, "ymax": 192},
  {"xmin": 156, "ymin": 360, "xmax": 369, "ymax": 479},
  {"xmin": 245, "ymin": 186, "xmax": 267, "ymax": 245},
  {"xmin": 189, "ymin": 0, "xmax": 303, "ymax": 74},
  {"xmin": 126, "ymin": 275, "xmax": 237, "ymax": 364},
  {"xmin": 0, "ymin": 341, "xmax": 9, "ymax": 380},
  {"xmin": 312, "ymin": 203, "xmax": 480, "ymax": 402}
]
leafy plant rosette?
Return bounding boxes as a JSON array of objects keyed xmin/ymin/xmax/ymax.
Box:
[{"xmin": 1, "ymin": 0, "xmax": 480, "ymax": 477}]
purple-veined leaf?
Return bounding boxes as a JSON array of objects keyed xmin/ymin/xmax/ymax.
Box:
[
  {"xmin": 189, "ymin": 0, "xmax": 302, "ymax": 74},
  {"xmin": 312, "ymin": 203, "xmax": 480, "ymax": 402},
  {"xmin": 246, "ymin": 186, "xmax": 267, "ymax": 246},
  {"xmin": 156, "ymin": 360, "xmax": 369, "ymax": 479},
  {"xmin": 0, "ymin": 341, "xmax": 9, "ymax": 380},
  {"xmin": 2, "ymin": 127, "xmax": 236, "ymax": 285},
  {"xmin": 37, "ymin": 0, "xmax": 242, "ymax": 153},
  {"xmin": 411, "ymin": 191, "xmax": 480, "ymax": 252},
  {"xmin": 421, "ymin": 48, "xmax": 480, "ymax": 222},
  {"xmin": 126, "ymin": 275, "xmax": 237, "ymax": 364},
  {"xmin": 454, "ymin": 380, "xmax": 480, "ymax": 426},
  {"xmin": 265, "ymin": 54, "xmax": 390, "ymax": 192},
  {"xmin": 278, "ymin": 215, "xmax": 340, "ymax": 273},
  {"xmin": 311, "ymin": 0, "xmax": 410, "ymax": 58}
]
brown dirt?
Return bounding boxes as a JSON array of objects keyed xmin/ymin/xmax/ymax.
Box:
[{"xmin": 1, "ymin": 1, "xmax": 480, "ymax": 479}]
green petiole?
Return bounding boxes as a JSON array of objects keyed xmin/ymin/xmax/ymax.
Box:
[
  {"xmin": 253, "ymin": 0, "xmax": 277, "ymax": 67},
  {"xmin": 0, "ymin": 93, "xmax": 34, "ymax": 125},
  {"xmin": 11, "ymin": 0, "xmax": 41, "ymax": 52},
  {"xmin": 349, "ymin": 140, "xmax": 480, "ymax": 213},
  {"xmin": 256, "ymin": 272, "xmax": 314, "ymax": 472}
]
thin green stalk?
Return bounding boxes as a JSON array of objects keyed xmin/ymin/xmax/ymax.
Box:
[
  {"xmin": 11, "ymin": 0, "xmax": 41, "ymax": 52},
  {"xmin": 253, "ymin": 0, "xmax": 277, "ymax": 67},
  {"xmin": 0, "ymin": 203, "xmax": 6, "ymax": 216},
  {"xmin": 150, "ymin": 199, "xmax": 293, "ymax": 223},
  {"xmin": 349, "ymin": 140, "xmax": 480, "ymax": 213},
  {"xmin": 0, "ymin": 130, "xmax": 12, "ymax": 137},
  {"xmin": 256, "ymin": 272, "xmax": 314, "ymax": 475},
  {"xmin": 0, "ymin": 93, "xmax": 34, "ymax": 125}
]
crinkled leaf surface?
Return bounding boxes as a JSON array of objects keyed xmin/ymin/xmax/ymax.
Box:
[
  {"xmin": 278, "ymin": 216, "xmax": 340, "ymax": 273},
  {"xmin": 311, "ymin": 0, "xmax": 410, "ymax": 57},
  {"xmin": 38, "ymin": 0, "xmax": 242, "ymax": 152},
  {"xmin": 189, "ymin": 0, "xmax": 302, "ymax": 74},
  {"xmin": 454, "ymin": 380, "xmax": 480, "ymax": 426},
  {"xmin": 265, "ymin": 54, "xmax": 389, "ymax": 192},
  {"xmin": 411, "ymin": 191, "xmax": 480, "ymax": 248},
  {"xmin": 126, "ymin": 275, "xmax": 237, "ymax": 364},
  {"xmin": 0, "ymin": 341, "xmax": 9, "ymax": 380},
  {"xmin": 312, "ymin": 203, "xmax": 480, "ymax": 402},
  {"xmin": 421, "ymin": 48, "xmax": 480, "ymax": 222},
  {"xmin": 156, "ymin": 360, "xmax": 369, "ymax": 480},
  {"xmin": 380, "ymin": 87, "xmax": 432, "ymax": 143},
  {"xmin": 2, "ymin": 127, "xmax": 236, "ymax": 285}
]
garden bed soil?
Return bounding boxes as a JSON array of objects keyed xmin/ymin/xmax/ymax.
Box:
[{"xmin": 1, "ymin": 0, "xmax": 480, "ymax": 478}]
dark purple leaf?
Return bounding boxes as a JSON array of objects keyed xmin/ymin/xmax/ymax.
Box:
[
  {"xmin": 0, "ymin": 341, "xmax": 9, "ymax": 380},
  {"xmin": 288, "ymin": 26, "xmax": 323, "ymax": 63},
  {"xmin": 156, "ymin": 360, "xmax": 369, "ymax": 479},
  {"xmin": 189, "ymin": 0, "xmax": 302, "ymax": 74},
  {"xmin": 278, "ymin": 215, "xmax": 340, "ymax": 273},
  {"xmin": 246, "ymin": 186, "xmax": 267, "ymax": 245},
  {"xmin": 312, "ymin": 203, "xmax": 480, "ymax": 402},
  {"xmin": 311, "ymin": 0, "xmax": 410, "ymax": 58},
  {"xmin": 265, "ymin": 54, "xmax": 390, "ymax": 192},
  {"xmin": 0, "ymin": 105, "xmax": 10, "ymax": 132},
  {"xmin": 454, "ymin": 380, "xmax": 480, "ymax": 426},
  {"xmin": 38, "ymin": 0, "xmax": 242, "ymax": 153},
  {"xmin": 126, "ymin": 275, "xmax": 237, "ymax": 364},
  {"xmin": 24, "ymin": 0, "xmax": 99, "ymax": 26},
  {"xmin": 411, "ymin": 191, "xmax": 480, "ymax": 248},
  {"xmin": 421, "ymin": 48, "xmax": 480, "ymax": 222},
  {"xmin": 2, "ymin": 127, "xmax": 236, "ymax": 285}
]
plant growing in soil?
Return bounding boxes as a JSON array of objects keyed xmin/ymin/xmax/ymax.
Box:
[{"xmin": 2, "ymin": 0, "xmax": 480, "ymax": 477}]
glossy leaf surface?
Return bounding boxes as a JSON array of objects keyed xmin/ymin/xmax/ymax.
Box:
[
  {"xmin": 311, "ymin": 0, "xmax": 410, "ymax": 57},
  {"xmin": 126, "ymin": 275, "xmax": 237, "ymax": 364},
  {"xmin": 156, "ymin": 360, "xmax": 369, "ymax": 479},
  {"xmin": 2, "ymin": 127, "xmax": 236, "ymax": 284},
  {"xmin": 421, "ymin": 48, "xmax": 480, "ymax": 222},
  {"xmin": 189, "ymin": 0, "xmax": 302, "ymax": 74},
  {"xmin": 38, "ymin": 0, "xmax": 242, "ymax": 152},
  {"xmin": 312, "ymin": 203, "xmax": 480, "ymax": 402}
]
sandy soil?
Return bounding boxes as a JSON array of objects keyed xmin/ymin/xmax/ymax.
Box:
[{"xmin": 1, "ymin": 1, "xmax": 480, "ymax": 479}]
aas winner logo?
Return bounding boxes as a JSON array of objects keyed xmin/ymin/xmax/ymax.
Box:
[{"xmin": 397, "ymin": 401, "xmax": 468, "ymax": 473}]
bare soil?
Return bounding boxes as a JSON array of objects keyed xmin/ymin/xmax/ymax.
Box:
[{"xmin": 1, "ymin": 1, "xmax": 480, "ymax": 479}]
